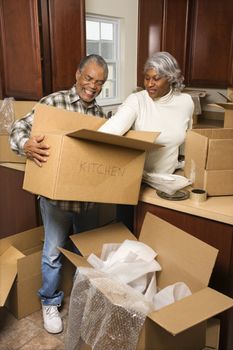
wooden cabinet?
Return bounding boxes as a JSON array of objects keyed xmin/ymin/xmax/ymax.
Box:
[
  {"xmin": 137, "ymin": 0, "xmax": 163, "ymax": 87},
  {"xmin": 0, "ymin": 166, "xmax": 41, "ymax": 239},
  {"xmin": 0, "ymin": 0, "xmax": 86, "ymax": 100},
  {"xmin": 134, "ymin": 201, "xmax": 233, "ymax": 350},
  {"xmin": 137, "ymin": 0, "xmax": 189, "ymax": 87},
  {"xmin": 137, "ymin": 0, "xmax": 233, "ymax": 88},
  {"xmin": 187, "ymin": 0, "xmax": 233, "ymax": 88}
]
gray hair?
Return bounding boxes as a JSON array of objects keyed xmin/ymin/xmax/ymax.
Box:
[
  {"xmin": 78, "ymin": 54, "xmax": 108, "ymax": 81},
  {"xmin": 144, "ymin": 51, "xmax": 184, "ymax": 91}
]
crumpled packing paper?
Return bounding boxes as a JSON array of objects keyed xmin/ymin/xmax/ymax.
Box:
[
  {"xmin": 65, "ymin": 240, "xmax": 192, "ymax": 350},
  {"xmin": 87, "ymin": 239, "xmax": 191, "ymax": 310}
]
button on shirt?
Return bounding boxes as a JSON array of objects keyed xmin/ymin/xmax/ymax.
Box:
[{"xmin": 10, "ymin": 85, "xmax": 106, "ymax": 213}]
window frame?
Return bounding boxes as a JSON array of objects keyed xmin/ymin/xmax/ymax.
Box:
[{"xmin": 86, "ymin": 14, "xmax": 121, "ymax": 106}]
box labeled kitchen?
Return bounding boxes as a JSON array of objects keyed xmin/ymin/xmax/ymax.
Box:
[{"xmin": 23, "ymin": 104, "xmax": 160, "ymax": 205}]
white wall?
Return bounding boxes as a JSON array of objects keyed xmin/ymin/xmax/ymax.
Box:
[{"xmin": 86, "ymin": 0, "xmax": 138, "ymax": 103}]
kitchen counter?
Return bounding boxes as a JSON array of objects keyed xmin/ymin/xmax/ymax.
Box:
[{"xmin": 139, "ymin": 185, "xmax": 233, "ymax": 225}]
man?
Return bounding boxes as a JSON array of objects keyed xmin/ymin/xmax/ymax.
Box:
[{"xmin": 10, "ymin": 54, "xmax": 108, "ymax": 334}]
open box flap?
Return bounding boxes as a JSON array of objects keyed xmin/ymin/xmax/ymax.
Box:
[
  {"xmin": 138, "ymin": 213, "xmax": 218, "ymax": 291},
  {"xmin": 0, "ymin": 226, "xmax": 44, "ymax": 256},
  {"xmin": 32, "ymin": 103, "xmax": 106, "ymax": 134},
  {"xmin": 148, "ymin": 287, "xmax": 233, "ymax": 336},
  {"xmin": 70, "ymin": 222, "xmax": 137, "ymax": 258},
  {"xmin": 59, "ymin": 248, "xmax": 91, "ymax": 268},
  {"xmin": 67, "ymin": 129, "xmax": 161, "ymax": 151},
  {"xmin": 208, "ymin": 103, "xmax": 233, "ymax": 110},
  {"xmin": 32, "ymin": 104, "xmax": 161, "ymax": 151},
  {"xmin": 0, "ymin": 246, "xmax": 25, "ymax": 306},
  {"xmin": 215, "ymin": 102, "xmax": 233, "ymax": 110}
]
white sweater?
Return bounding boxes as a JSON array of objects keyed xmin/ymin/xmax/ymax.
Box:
[{"xmin": 99, "ymin": 89, "xmax": 194, "ymax": 174}]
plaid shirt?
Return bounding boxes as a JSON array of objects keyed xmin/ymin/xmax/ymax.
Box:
[{"xmin": 10, "ymin": 86, "xmax": 106, "ymax": 213}]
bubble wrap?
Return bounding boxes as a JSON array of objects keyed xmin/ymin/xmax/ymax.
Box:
[
  {"xmin": 0, "ymin": 98, "xmax": 15, "ymax": 134},
  {"xmin": 65, "ymin": 268, "xmax": 153, "ymax": 350}
]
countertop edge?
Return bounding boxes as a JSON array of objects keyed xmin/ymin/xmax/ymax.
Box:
[{"xmin": 139, "ymin": 186, "xmax": 233, "ymax": 226}]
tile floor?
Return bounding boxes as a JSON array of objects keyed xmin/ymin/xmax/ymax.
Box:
[{"xmin": 0, "ymin": 297, "xmax": 70, "ymax": 350}]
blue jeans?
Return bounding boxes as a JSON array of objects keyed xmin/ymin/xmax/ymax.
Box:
[{"xmin": 38, "ymin": 196, "xmax": 98, "ymax": 306}]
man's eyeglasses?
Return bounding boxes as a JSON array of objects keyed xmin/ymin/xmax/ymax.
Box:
[{"xmin": 81, "ymin": 74, "xmax": 105, "ymax": 87}]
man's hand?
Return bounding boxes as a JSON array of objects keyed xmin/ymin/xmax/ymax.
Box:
[{"xmin": 23, "ymin": 135, "xmax": 50, "ymax": 167}]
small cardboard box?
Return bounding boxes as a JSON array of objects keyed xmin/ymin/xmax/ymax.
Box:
[
  {"xmin": 184, "ymin": 128, "xmax": 233, "ymax": 196},
  {"xmin": 23, "ymin": 104, "xmax": 160, "ymax": 205},
  {"xmin": 0, "ymin": 100, "xmax": 36, "ymax": 163},
  {"xmin": 60, "ymin": 212, "xmax": 233, "ymax": 350},
  {"xmin": 0, "ymin": 226, "xmax": 74, "ymax": 319},
  {"xmin": 208, "ymin": 102, "xmax": 233, "ymax": 128}
]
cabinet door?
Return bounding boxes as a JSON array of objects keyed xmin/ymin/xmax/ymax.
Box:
[
  {"xmin": 0, "ymin": 0, "xmax": 43, "ymax": 100},
  {"xmin": 137, "ymin": 0, "xmax": 163, "ymax": 88},
  {"xmin": 137, "ymin": 0, "xmax": 233, "ymax": 89},
  {"xmin": 187, "ymin": 0, "xmax": 233, "ymax": 87},
  {"xmin": 161, "ymin": 0, "xmax": 189, "ymax": 80},
  {"xmin": 42, "ymin": 0, "xmax": 86, "ymax": 94},
  {"xmin": 137, "ymin": 0, "xmax": 189, "ymax": 87},
  {"xmin": 0, "ymin": 0, "xmax": 86, "ymax": 100}
]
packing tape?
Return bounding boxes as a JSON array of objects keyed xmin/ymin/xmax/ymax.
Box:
[{"xmin": 190, "ymin": 188, "xmax": 207, "ymax": 202}]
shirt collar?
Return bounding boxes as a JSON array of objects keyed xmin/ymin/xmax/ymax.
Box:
[{"xmin": 69, "ymin": 85, "xmax": 99, "ymax": 110}]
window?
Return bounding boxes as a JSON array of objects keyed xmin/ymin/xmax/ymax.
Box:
[{"xmin": 86, "ymin": 15, "xmax": 120, "ymax": 105}]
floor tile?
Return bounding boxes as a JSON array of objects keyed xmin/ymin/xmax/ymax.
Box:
[
  {"xmin": 0, "ymin": 296, "xmax": 71, "ymax": 350},
  {"xmin": 18, "ymin": 330, "xmax": 65, "ymax": 350},
  {"xmin": 0, "ymin": 317, "xmax": 41, "ymax": 350}
]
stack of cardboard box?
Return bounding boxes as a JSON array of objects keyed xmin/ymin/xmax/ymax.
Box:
[{"xmin": 184, "ymin": 128, "xmax": 233, "ymax": 196}]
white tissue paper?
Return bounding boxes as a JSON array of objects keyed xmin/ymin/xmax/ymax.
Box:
[
  {"xmin": 153, "ymin": 282, "xmax": 192, "ymax": 310},
  {"xmin": 87, "ymin": 239, "xmax": 191, "ymax": 310},
  {"xmin": 143, "ymin": 172, "xmax": 192, "ymax": 195}
]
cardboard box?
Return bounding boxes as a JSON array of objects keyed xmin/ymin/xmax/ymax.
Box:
[
  {"xmin": 23, "ymin": 104, "xmax": 160, "ymax": 205},
  {"xmin": 0, "ymin": 226, "xmax": 74, "ymax": 319},
  {"xmin": 60, "ymin": 212, "xmax": 233, "ymax": 350},
  {"xmin": 0, "ymin": 100, "xmax": 36, "ymax": 163},
  {"xmin": 208, "ymin": 102, "xmax": 233, "ymax": 128},
  {"xmin": 227, "ymin": 88, "xmax": 233, "ymax": 102},
  {"xmin": 205, "ymin": 318, "xmax": 220, "ymax": 350},
  {"xmin": 184, "ymin": 128, "xmax": 233, "ymax": 196}
]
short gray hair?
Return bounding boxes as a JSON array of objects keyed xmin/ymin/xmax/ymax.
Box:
[
  {"xmin": 78, "ymin": 54, "xmax": 108, "ymax": 81},
  {"xmin": 144, "ymin": 51, "xmax": 184, "ymax": 91}
]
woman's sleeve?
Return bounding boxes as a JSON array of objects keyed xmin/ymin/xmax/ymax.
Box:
[{"xmin": 98, "ymin": 94, "xmax": 138, "ymax": 135}]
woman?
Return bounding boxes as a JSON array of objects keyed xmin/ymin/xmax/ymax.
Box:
[{"xmin": 99, "ymin": 51, "xmax": 194, "ymax": 175}]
